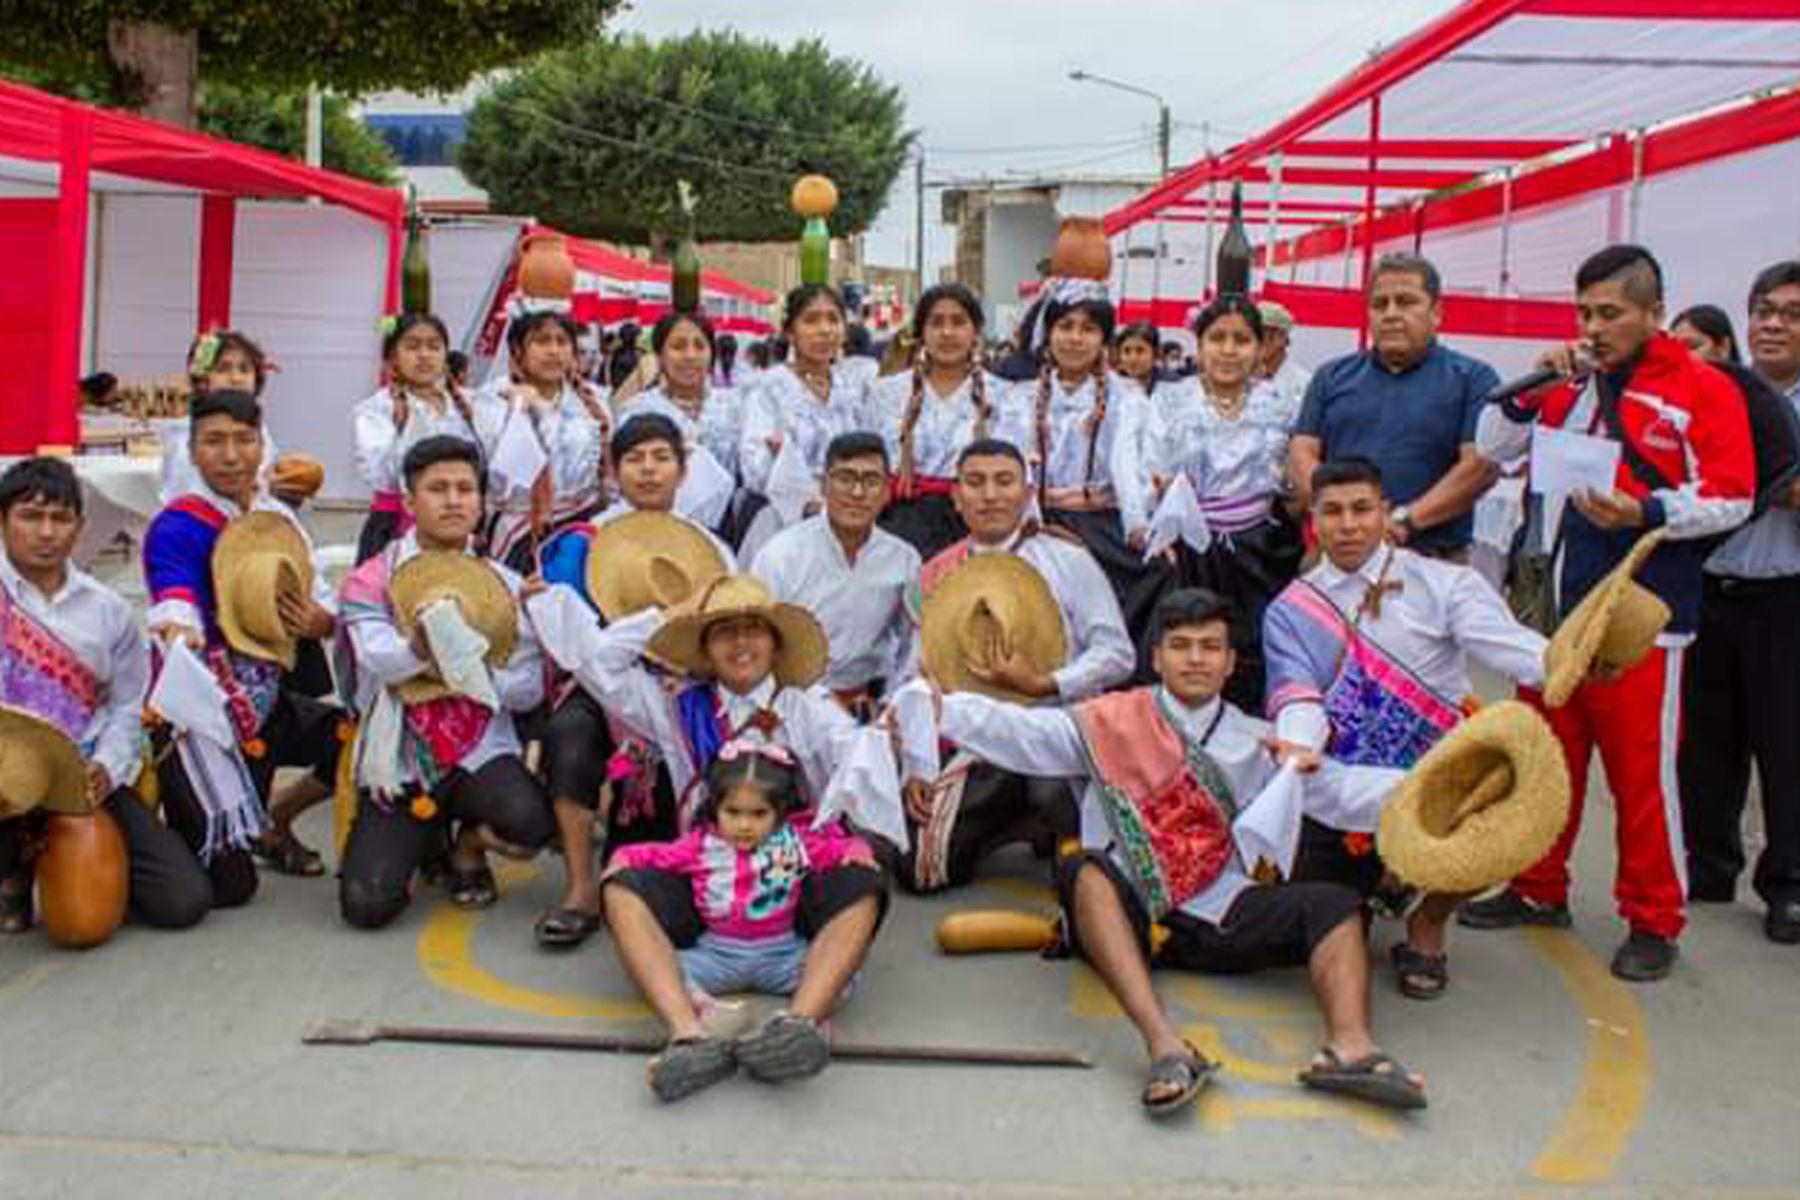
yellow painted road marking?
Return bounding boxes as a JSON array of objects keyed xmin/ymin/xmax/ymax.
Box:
[
  {"xmin": 1527, "ymin": 928, "xmax": 1652, "ymax": 1184},
  {"xmin": 416, "ymin": 864, "xmax": 649, "ymax": 1021}
]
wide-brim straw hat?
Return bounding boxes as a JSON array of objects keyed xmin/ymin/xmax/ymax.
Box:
[
  {"xmin": 213, "ymin": 511, "xmax": 315, "ymax": 670},
  {"xmin": 1377, "ymin": 699, "xmax": 1572, "ymax": 895},
  {"xmin": 921, "ymin": 554, "xmax": 1068, "ymax": 704},
  {"xmin": 587, "ymin": 511, "xmax": 729, "ymax": 623},
  {"xmin": 390, "ymin": 551, "xmax": 519, "ymax": 704},
  {"xmin": 647, "ymin": 574, "xmax": 828, "ymax": 689},
  {"xmin": 0, "ymin": 704, "xmax": 92, "ymax": 819},
  {"xmin": 269, "ymin": 454, "xmax": 326, "ymax": 500},
  {"xmin": 1542, "ymin": 529, "xmax": 1670, "ymax": 708}
]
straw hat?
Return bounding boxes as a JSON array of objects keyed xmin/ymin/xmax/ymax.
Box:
[
  {"xmin": 0, "ymin": 705, "xmax": 92, "ymax": 819},
  {"xmin": 587, "ymin": 511, "xmax": 728, "ymax": 623},
  {"xmin": 1377, "ymin": 700, "xmax": 1572, "ymax": 895},
  {"xmin": 389, "ymin": 551, "xmax": 519, "ymax": 704},
  {"xmin": 920, "ymin": 554, "xmax": 1068, "ymax": 703},
  {"xmin": 1542, "ymin": 530, "xmax": 1670, "ymax": 708},
  {"xmin": 213, "ymin": 511, "xmax": 315, "ymax": 670},
  {"xmin": 270, "ymin": 454, "xmax": 326, "ymax": 501},
  {"xmin": 647, "ymin": 574, "xmax": 828, "ymax": 688}
]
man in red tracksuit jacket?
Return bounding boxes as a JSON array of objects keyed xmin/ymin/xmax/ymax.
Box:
[{"xmin": 1463, "ymin": 244, "xmax": 1755, "ymax": 982}]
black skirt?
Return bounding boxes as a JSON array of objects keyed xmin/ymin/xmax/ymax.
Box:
[
  {"xmin": 1176, "ymin": 512, "xmax": 1304, "ymax": 714},
  {"xmin": 1044, "ymin": 506, "xmax": 1175, "ymax": 682},
  {"xmin": 879, "ymin": 493, "xmax": 968, "ymax": 561},
  {"xmin": 355, "ymin": 510, "xmax": 404, "ymax": 565}
]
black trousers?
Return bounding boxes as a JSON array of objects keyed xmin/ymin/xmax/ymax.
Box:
[
  {"xmin": 1679, "ymin": 574, "xmax": 1800, "ymax": 907},
  {"xmin": 521, "ymin": 691, "xmax": 680, "ymax": 855},
  {"xmin": 338, "ymin": 754, "xmax": 556, "ymax": 929},
  {"xmin": 0, "ymin": 790, "xmax": 217, "ymax": 929},
  {"xmin": 889, "ymin": 763, "xmax": 1078, "ymax": 894}
]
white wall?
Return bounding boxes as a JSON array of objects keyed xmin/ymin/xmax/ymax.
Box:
[
  {"xmin": 92, "ymin": 194, "xmax": 200, "ymax": 382},
  {"xmin": 425, "ymin": 221, "xmax": 521, "ymax": 350}
]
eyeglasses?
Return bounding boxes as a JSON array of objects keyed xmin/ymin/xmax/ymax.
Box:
[
  {"xmin": 826, "ymin": 468, "xmax": 888, "ymax": 494},
  {"xmin": 1751, "ymin": 302, "xmax": 1800, "ymax": 327}
]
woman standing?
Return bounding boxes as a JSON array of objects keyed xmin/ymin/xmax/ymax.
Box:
[
  {"xmin": 736, "ymin": 285, "xmax": 876, "ymax": 553},
  {"xmin": 616, "ymin": 310, "xmax": 745, "ymax": 532},
  {"xmin": 350, "ymin": 313, "xmax": 482, "ymax": 563},
  {"xmin": 1112, "ymin": 321, "xmax": 1163, "ymax": 397},
  {"xmin": 1671, "ymin": 304, "xmax": 1743, "ymax": 366},
  {"xmin": 867, "ymin": 284, "xmax": 1029, "ymax": 557},
  {"xmin": 1143, "ymin": 296, "xmax": 1303, "ymax": 710},
  {"xmin": 476, "ymin": 310, "xmax": 611, "ymax": 570}
]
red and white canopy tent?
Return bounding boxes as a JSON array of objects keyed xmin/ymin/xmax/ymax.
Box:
[
  {"xmin": 0, "ymin": 76, "xmax": 404, "ymax": 468},
  {"xmin": 1104, "ymin": 0, "xmax": 1800, "ymax": 374}
]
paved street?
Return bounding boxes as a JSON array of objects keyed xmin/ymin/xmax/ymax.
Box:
[{"xmin": 2, "ymin": 527, "xmax": 1797, "ymax": 1198}]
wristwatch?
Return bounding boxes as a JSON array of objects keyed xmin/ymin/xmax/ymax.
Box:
[{"xmin": 1391, "ymin": 505, "xmax": 1418, "ymax": 536}]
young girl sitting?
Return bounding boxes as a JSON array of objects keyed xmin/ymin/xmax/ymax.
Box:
[{"xmin": 603, "ymin": 741, "xmax": 874, "ymax": 1102}]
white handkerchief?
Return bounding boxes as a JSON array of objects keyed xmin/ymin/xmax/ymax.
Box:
[
  {"xmin": 489, "ymin": 407, "xmax": 549, "ymax": 501},
  {"xmin": 1232, "ymin": 761, "xmax": 1305, "ymax": 878},
  {"xmin": 677, "ymin": 445, "xmax": 735, "ymax": 530},
  {"xmin": 816, "ymin": 726, "xmax": 909, "ymax": 853},
  {"xmin": 148, "ymin": 640, "xmax": 235, "ymax": 749},
  {"xmin": 1144, "ymin": 473, "xmax": 1211, "ymax": 561},
  {"xmin": 357, "ymin": 689, "xmax": 406, "ymax": 798},
  {"xmin": 765, "ymin": 437, "xmax": 815, "ymax": 525},
  {"xmin": 524, "ymin": 586, "xmax": 600, "ymax": 674},
  {"xmin": 889, "ymin": 678, "xmax": 941, "ymax": 783},
  {"xmin": 418, "ymin": 598, "xmax": 499, "ymax": 710}
]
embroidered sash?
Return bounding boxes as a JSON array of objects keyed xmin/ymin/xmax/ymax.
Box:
[
  {"xmin": 0, "ymin": 579, "xmax": 100, "ymax": 743},
  {"xmin": 1072, "ymin": 688, "xmax": 1237, "ymax": 919}
]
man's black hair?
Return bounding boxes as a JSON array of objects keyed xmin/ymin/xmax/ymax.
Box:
[
  {"xmin": 0, "ymin": 456, "xmax": 83, "ymax": 519},
  {"xmin": 1149, "ymin": 588, "xmax": 1235, "ymax": 644},
  {"xmin": 1575, "ymin": 243, "xmax": 1664, "ymax": 305},
  {"xmin": 188, "ymin": 389, "xmax": 262, "ymax": 437},
  {"xmin": 1310, "ymin": 456, "xmax": 1385, "ymax": 498},
  {"xmin": 826, "ymin": 431, "xmax": 889, "ymax": 470},
  {"xmin": 1748, "ymin": 260, "xmax": 1800, "ymax": 310},
  {"xmin": 612, "ymin": 412, "xmax": 687, "ymax": 466},
  {"xmin": 956, "ymin": 438, "xmax": 1028, "ymax": 471},
  {"xmin": 402, "ymin": 435, "xmax": 486, "ymax": 496}
]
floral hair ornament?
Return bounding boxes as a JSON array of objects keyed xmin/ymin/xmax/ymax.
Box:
[
  {"xmin": 375, "ymin": 313, "xmax": 400, "ymax": 339},
  {"xmin": 1027, "ymin": 277, "xmax": 1112, "ymax": 356},
  {"xmin": 715, "ymin": 739, "xmax": 797, "ymax": 767},
  {"xmin": 187, "ymin": 330, "xmax": 223, "ymax": 376}
]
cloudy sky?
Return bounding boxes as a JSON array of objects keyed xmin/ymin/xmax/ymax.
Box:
[{"xmin": 616, "ymin": 0, "xmax": 1463, "ymax": 271}]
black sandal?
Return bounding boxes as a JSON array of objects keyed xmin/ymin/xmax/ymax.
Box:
[
  {"xmin": 1143, "ymin": 1043, "xmax": 1216, "ymax": 1117},
  {"xmin": 647, "ymin": 1036, "xmax": 737, "ymax": 1103},
  {"xmin": 1390, "ymin": 942, "xmax": 1449, "ymax": 1001},
  {"xmin": 735, "ymin": 1013, "xmax": 831, "ymax": 1083},
  {"xmin": 447, "ymin": 863, "xmax": 498, "ymax": 910},
  {"xmin": 254, "ymin": 828, "xmax": 326, "ymax": 878},
  {"xmin": 534, "ymin": 906, "xmax": 601, "ymax": 948},
  {"xmin": 1299, "ymin": 1047, "xmax": 1427, "ymax": 1110},
  {"xmin": 0, "ymin": 884, "xmax": 32, "ymax": 934}
]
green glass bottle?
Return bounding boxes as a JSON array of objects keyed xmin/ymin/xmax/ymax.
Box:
[
  {"xmin": 672, "ymin": 217, "xmax": 701, "ymax": 315},
  {"xmin": 800, "ymin": 216, "xmax": 831, "ymax": 287},
  {"xmin": 402, "ymin": 186, "xmax": 431, "ymax": 314}
]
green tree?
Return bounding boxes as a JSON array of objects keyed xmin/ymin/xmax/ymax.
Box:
[
  {"xmin": 457, "ymin": 32, "xmax": 912, "ymax": 246},
  {"xmin": 0, "ymin": 1, "xmax": 619, "ymax": 126},
  {"xmin": 200, "ymin": 85, "xmax": 398, "ymax": 185}
]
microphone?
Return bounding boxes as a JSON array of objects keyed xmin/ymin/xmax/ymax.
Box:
[{"xmin": 1483, "ymin": 349, "xmax": 1594, "ymax": 407}]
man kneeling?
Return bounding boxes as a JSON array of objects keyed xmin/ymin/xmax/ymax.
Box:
[{"xmin": 934, "ymin": 588, "xmax": 1425, "ymax": 1116}]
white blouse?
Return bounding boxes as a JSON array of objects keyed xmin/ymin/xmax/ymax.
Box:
[
  {"xmin": 1143, "ymin": 377, "xmax": 1298, "ymax": 508},
  {"xmin": 865, "ymin": 370, "xmax": 1033, "ymax": 480},
  {"xmin": 1006, "ymin": 370, "xmax": 1150, "ymax": 533},
  {"xmin": 472, "ymin": 381, "xmax": 608, "ymax": 514},
  {"xmin": 351, "ymin": 386, "xmax": 482, "ymax": 497},
  {"xmin": 738, "ymin": 362, "xmax": 877, "ymax": 492},
  {"xmin": 618, "ymin": 384, "xmax": 745, "ymax": 480}
]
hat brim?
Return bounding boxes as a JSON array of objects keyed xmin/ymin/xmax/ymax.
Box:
[
  {"xmin": 920, "ymin": 555, "xmax": 1068, "ymax": 704},
  {"xmin": 648, "ymin": 602, "xmax": 828, "ymax": 689},
  {"xmin": 391, "ymin": 553, "xmax": 519, "ymax": 704},
  {"xmin": 586, "ymin": 512, "xmax": 729, "ymax": 623},
  {"xmin": 1377, "ymin": 700, "xmax": 1572, "ymax": 894},
  {"xmin": 0, "ymin": 705, "xmax": 93, "ymax": 818},
  {"xmin": 1542, "ymin": 530, "xmax": 1669, "ymax": 707},
  {"xmin": 213, "ymin": 512, "xmax": 314, "ymax": 670}
]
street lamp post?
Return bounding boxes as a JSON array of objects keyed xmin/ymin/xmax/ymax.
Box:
[{"xmin": 1069, "ymin": 69, "xmax": 1171, "ymax": 320}]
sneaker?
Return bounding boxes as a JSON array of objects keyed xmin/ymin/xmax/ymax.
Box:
[
  {"xmin": 1765, "ymin": 899, "xmax": 1800, "ymax": 945},
  {"xmin": 1456, "ymin": 889, "xmax": 1572, "ymax": 930},
  {"xmin": 1611, "ymin": 931, "xmax": 1678, "ymax": 982}
]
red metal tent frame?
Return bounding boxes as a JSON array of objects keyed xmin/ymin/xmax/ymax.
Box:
[
  {"xmin": 0, "ymin": 77, "xmax": 405, "ymax": 452},
  {"xmin": 1103, "ymin": 0, "xmax": 1800, "ymax": 339}
]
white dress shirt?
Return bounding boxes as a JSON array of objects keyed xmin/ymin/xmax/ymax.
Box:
[
  {"xmin": 351, "ymin": 386, "xmax": 482, "ymax": 497},
  {"xmin": 1006, "ymin": 370, "xmax": 1151, "ymax": 534},
  {"xmin": 751, "ymin": 514, "xmax": 921, "ymax": 691},
  {"xmin": 942, "ymin": 689, "xmax": 1391, "ymax": 925},
  {"xmin": 1262, "ymin": 356, "xmax": 1314, "ymax": 413},
  {"xmin": 1269, "ymin": 543, "xmax": 1548, "ymax": 749},
  {"xmin": 865, "ymin": 370, "xmax": 1033, "ymax": 478},
  {"xmin": 341, "ymin": 532, "xmax": 545, "ymax": 780},
  {"xmin": 0, "ymin": 552, "xmax": 147, "ymax": 789}
]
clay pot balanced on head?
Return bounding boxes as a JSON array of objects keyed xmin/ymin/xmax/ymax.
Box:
[{"xmin": 518, "ymin": 232, "xmax": 577, "ymax": 301}]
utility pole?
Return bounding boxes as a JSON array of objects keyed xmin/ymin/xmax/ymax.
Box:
[
  {"xmin": 1070, "ymin": 70, "xmax": 1173, "ymax": 321},
  {"xmin": 914, "ymin": 148, "xmax": 926, "ymax": 302}
]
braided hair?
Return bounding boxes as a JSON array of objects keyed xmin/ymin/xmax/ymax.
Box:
[
  {"xmin": 381, "ymin": 312, "xmax": 472, "ymax": 431},
  {"xmin": 1033, "ymin": 296, "xmax": 1113, "ymax": 505},
  {"xmin": 899, "ymin": 284, "xmax": 991, "ymax": 498}
]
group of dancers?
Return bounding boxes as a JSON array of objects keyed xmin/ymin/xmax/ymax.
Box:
[{"xmin": 1, "ymin": 224, "xmax": 1775, "ymax": 1118}]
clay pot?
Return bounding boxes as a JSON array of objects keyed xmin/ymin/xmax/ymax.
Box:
[
  {"xmin": 37, "ymin": 811, "xmax": 128, "ymax": 949},
  {"xmin": 1049, "ymin": 216, "xmax": 1112, "ymax": 281},
  {"xmin": 790, "ymin": 174, "xmax": 839, "ymax": 219},
  {"xmin": 517, "ymin": 232, "xmax": 576, "ymax": 301}
]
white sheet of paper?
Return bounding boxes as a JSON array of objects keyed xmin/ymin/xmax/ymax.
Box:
[
  {"xmin": 1530, "ymin": 425, "xmax": 1620, "ymax": 549},
  {"xmin": 1143, "ymin": 473, "xmax": 1212, "ymax": 561},
  {"xmin": 488, "ymin": 408, "xmax": 549, "ymax": 501},
  {"xmin": 148, "ymin": 640, "xmax": 235, "ymax": 749},
  {"xmin": 765, "ymin": 437, "xmax": 815, "ymax": 525}
]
